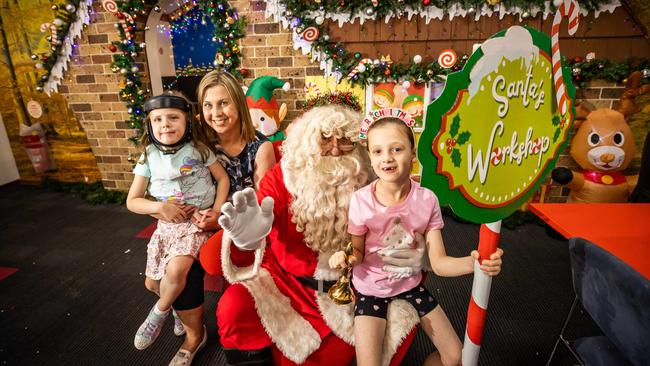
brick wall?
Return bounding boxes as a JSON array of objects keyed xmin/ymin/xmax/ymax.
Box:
[
  {"xmin": 543, "ymin": 80, "xmax": 625, "ymax": 203},
  {"xmin": 60, "ymin": 2, "xmax": 627, "ymax": 202},
  {"xmin": 60, "ymin": 1, "xmax": 308, "ymax": 191}
]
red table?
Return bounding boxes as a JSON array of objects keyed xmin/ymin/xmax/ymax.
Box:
[{"xmin": 529, "ymin": 203, "xmax": 650, "ymax": 280}]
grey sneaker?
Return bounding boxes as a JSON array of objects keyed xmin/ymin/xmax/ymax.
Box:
[
  {"xmin": 134, "ymin": 305, "xmax": 169, "ymax": 350},
  {"xmin": 172, "ymin": 310, "xmax": 186, "ymax": 336},
  {"xmin": 168, "ymin": 325, "xmax": 207, "ymax": 366}
]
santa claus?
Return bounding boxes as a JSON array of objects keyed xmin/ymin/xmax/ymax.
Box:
[{"xmin": 199, "ymin": 105, "xmax": 425, "ymax": 365}]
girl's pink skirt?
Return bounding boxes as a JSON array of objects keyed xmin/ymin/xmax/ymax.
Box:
[{"xmin": 145, "ymin": 220, "xmax": 211, "ymax": 280}]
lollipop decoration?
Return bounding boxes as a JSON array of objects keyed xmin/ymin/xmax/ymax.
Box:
[
  {"xmin": 101, "ymin": 0, "xmax": 118, "ymax": 13},
  {"xmin": 300, "ymin": 26, "xmax": 320, "ymax": 42},
  {"xmin": 438, "ymin": 49, "xmax": 458, "ymax": 69}
]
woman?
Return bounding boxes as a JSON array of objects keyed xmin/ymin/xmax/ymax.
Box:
[
  {"xmin": 169, "ymin": 70, "xmax": 275, "ymax": 365},
  {"xmin": 195, "ymin": 70, "xmax": 276, "ymax": 208}
]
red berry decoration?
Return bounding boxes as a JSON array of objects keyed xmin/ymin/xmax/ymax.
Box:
[
  {"xmin": 240, "ymin": 68, "xmax": 249, "ymax": 77},
  {"xmin": 108, "ymin": 44, "xmax": 117, "ymax": 52},
  {"xmin": 451, "ymin": 139, "xmax": 457, "ymax": 146},
  {"xmin": 573, "ymin": 56, "xmax": 583, "ymax": 63},
  {"xmin": 446, "ymin": 146, "xmax": 453, "ymax": 154}
]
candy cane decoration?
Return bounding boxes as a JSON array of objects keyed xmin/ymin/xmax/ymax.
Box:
[
  {"xmin": 347, "ymin": 58, "xmax": 373, "ymax": 79},
  {"xmin": 120, "ymin": 13, "xmax": 135, "ymax": 39},
  {"xmin": 462, "ymin": 221, "xmax": 501, "ymax": 366},
  {"xmin": 103, "ymin": 0, "xmax": 135, "ymax": 39},
  {"xmin": 40, "ymin": 22, "xmax": 59, "ymax": 47},
  {"xmin": 551, "ymin": 0, "xmax": 580, "ymax": 116}
]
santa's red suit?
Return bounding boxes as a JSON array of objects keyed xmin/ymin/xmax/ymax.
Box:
[{"xmin": 200, "ymin": 164, "xmax": 418, "ymax": 365}]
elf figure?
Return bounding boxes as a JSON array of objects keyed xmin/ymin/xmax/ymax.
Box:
[
  {"xmin": 245, "ymin": 76, "xmax": 290, "ymax": 143},
  {"xmin": 402, "ymin": 94, "xmax": 424, "ymax": 126}
]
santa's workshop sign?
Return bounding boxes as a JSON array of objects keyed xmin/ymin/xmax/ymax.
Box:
[{"xmin": 419, "ymin": 26, "xmax": 576, "ymax": 224}]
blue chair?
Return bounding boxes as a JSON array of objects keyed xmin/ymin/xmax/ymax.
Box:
[{"xmin": 546, "ymin": 237, "xmax": 650, "ymax": 366}]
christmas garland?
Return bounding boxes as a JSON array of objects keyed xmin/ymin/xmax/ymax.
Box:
[
  {"xmin": 268, "ymin": 0, "xmax": 621, "ymax": 86},
  {"xmin": 303, "ymin": 91, "xmax": 363, "ymax": 112},
  {"xmin": 34, "ymin": 0, "xmax": 93, "ymax": 95},
  {"xmin": 107, "ymin": 0, "xmax": 245, "ymax": 143},
  {"xmin": 569, "ymin": 56, "xmax": 650, "ymax": 86},
  {"xmin": 104, "ymin": 0, "xmax": 153, "ymax": 143}
]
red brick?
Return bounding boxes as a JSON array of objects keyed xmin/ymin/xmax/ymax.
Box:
[
  {"xmin": 254, "ymin": 23, "xmax": 279, "ymax": 34},
  {"xmin": 92, "ymin": 54, "xmax": 113, "ymax": 64},
  {"xmin": 76, "ymin": 75, "xmax": 95, "ymax": 84},
  {"xmin": 268, "ymin": 57, "xmax": 293, "ymax": 67},
  {"xmin": 87, "ymin": 34, "xmax": 109, "ymax": 44},
  {"xmin": 70, "ymin": 103, "xmax": 92, "ymax": 112}
]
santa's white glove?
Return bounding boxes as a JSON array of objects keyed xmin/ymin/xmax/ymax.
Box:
[
  {"xmin": 218, "ymin": 188, "xmax": 274, "ymax": 251},
  {"xmin": 379, "ymin": 232, "xmax": 430, "ymax": 280}
]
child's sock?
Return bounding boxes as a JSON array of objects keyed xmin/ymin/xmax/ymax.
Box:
[{"xmin": 153, "ymin": 302, "xmax": 170, "ymax": 315}]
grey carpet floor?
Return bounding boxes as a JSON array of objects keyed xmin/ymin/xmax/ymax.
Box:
[{"xmin": 0, "ymin": 183, "xmax": 599, "ymax": 365}]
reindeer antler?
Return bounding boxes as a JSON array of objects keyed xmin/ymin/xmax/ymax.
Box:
[{"xmin": 618, "ymin": 71, "xmax": 650, "ymax": 116}]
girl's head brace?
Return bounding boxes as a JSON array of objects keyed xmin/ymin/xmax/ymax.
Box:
[{"xmin": 143, "ymin": 95, "xmax": 192, "ymax": 154}]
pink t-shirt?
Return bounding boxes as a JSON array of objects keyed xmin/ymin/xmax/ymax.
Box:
[{"xmin": 348, "ymin": 179, "xmax": 444, "ymax": 298}]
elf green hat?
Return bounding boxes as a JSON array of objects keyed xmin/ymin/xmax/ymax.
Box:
[
  {"xmin": 245, "ymin": 76, "xmax": 290, "ymax": 110},
  {"xmin": 402, "ymin": 94, "xmax": 424, "ymax": 109}
]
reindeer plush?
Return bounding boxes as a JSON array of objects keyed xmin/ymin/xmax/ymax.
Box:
[{"xmin": 552, "ymin": 107, "xmax": 638, "ymax": 203}]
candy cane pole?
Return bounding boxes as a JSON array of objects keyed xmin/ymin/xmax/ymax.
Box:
[
  {"xmin": 461, "ymin": 221, "xmax": 501, "ymax": 366},
  {"xmin": 551, "ymin": 0, "xmax": 580, "ymax": 116}
]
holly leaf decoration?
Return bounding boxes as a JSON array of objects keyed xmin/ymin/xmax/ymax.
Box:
[
  {"xmin": 450, "ymin": 114, "xmax": 461, "ymax": 138},
  {"xmin": 457, "ymin": 131, "xmax": 471, "ymax": 145},
  {"xmin": 553, "ymin": 128, "xmax": 561, "ymax": 143},
  {"xmin": 451, "ymin": 148, "xmax": 462, "ymax": 167},
  {"xmin": 552, "ymin": 115, "xmax": 560, "ymax": 126}
]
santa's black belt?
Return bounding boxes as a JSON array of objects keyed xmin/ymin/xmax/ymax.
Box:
[{"xmin": 295, "ymin": 276, "xmax": 337, "ymax": 293}]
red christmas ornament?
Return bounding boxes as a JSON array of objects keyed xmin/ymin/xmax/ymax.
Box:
[
  {"xmin": 108, "ymin": 44, "xmax": 117, "ymax": 52},
  {"xmin": 128, "ymin": 26, "xmax": 134, "ymax": 32},
  {"xmin": 384, "ymin": 69, "xmax": 391, "ymax": 76},
  {"xmin": 573, "ymin": 56, "xmax": 583, "ymax": 63},
  {"xmin": 226, "ymin": 52, "xmax": 231, "ymax": 57},
  {"xmin": 423, "ymin": 0, "xmax": 431, "ymax": 5},
  {"xmin": 240, "ymin": 68, "xmax": 249, "ymax": 77}
]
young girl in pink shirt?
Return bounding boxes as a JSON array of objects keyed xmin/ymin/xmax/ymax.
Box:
[{"xmin": 330, "ymin": 115, "xmax": 504, "ymax": 366}]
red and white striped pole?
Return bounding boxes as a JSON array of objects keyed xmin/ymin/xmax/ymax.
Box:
[
  {"xmin": 462, "ymin": 221, "xmax": 501, "ymax": 366},
  {"xmin": 551, "ymin": 0, "xmax": 580, "ymax": 116}
]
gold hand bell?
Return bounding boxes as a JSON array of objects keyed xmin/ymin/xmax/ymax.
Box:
[{"xmin": 328, "ymin": 242, "xmax": 355, "ymax": 305}]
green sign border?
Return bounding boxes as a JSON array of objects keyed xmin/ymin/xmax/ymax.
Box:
[{"xmin": 418, "ymin": 26, "xmax": 576, "ymax": 224}]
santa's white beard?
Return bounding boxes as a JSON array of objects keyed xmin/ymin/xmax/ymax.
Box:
[{"xmin": 285, "ymin": 150, "xmax": 370, "ymax": 253}]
